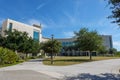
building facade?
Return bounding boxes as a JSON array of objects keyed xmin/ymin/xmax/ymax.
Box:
[
  {"xmin": 1, "ymin": 19, "xmax": 42, "ymax": 42},
  {"xmin": 57, "ymin": 35, "xmax": 113, "ymax": 50},
  {"xmin": 57, "ymin": 38, "xmax": 76, "ymax": 47},
  {"xmin": 57, "ymin": 35, "xmax": 113, "ymax": 56},
  {"xmin": 101, "ymin": 35, "xmax": 113, "ymax": 50},
  {"xmin": 0, "ymin": 19, "xmax": 113, "ymax": 56}
]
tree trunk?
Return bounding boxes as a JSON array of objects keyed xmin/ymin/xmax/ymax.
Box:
[
  {"xmin": 54, "ymin": 54, "xmax": 55, "ymax": 58},
  {"xmin": 26, "ymin": 53, "xmax": 28, "ymax": 58},
  {"xmin": 51, "ymin": 53, "xmax": 53, "ymax": 64},
  {"xmin": 89, "ymin": 51, "xmax": 92, "ymax": 60}
]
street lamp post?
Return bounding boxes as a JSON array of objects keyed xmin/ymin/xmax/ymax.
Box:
[{"xmin": 51, "ymin": 34, "xmax": 54, "ymax": 64}]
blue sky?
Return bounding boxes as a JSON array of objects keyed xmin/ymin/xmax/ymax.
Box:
[{"xmin": 0, "ymin": 0, "xmax": 120, "ymax": 50}]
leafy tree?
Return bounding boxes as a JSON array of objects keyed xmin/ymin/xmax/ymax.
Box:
[
  {"xmin": 3, "ymin": 29, "xmax": 41, "ymax": 58},
  {"xmin": 109, "ymin": 48, "xmax": 117, "ymax": 54},
  {"xmin": 4, "ymin": 29, "xmax": 23, "ymax": 51},
  {"xmin": 98, "ymin": 46, "xmax": 108, "ymax": 55},
  {"xmin": 108, "ymin": 0, "xmax": 120, "ymax": 26},
  {"xmin": 16, "ymin": 32, "xmax": 40, "ymax": 58},
  {"xmin": 31, "ymin": 40, "xmax": 41, "ymax": 56},
  {"xmin": 42, "ymin": 39, "xmax": 62, "ymax": 54},
  {"xmin": 75, "ymin": 28, "xmax": 103, "ymax": 60},
  {"xmin": 0, "ymin": 35, "xmax": 6, "ymax": 47},
  {"xmin": 41, "ymin": 39, "xmax": 62, "ymax": 64}
]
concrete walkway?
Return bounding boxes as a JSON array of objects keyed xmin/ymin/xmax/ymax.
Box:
[
  {"xmin": 0, "ymin": 70, "xmax": 58, "ymax": 80},
  {"xmin": 0, "ymin": 58, "xmax": 120, "ymax": 80}
]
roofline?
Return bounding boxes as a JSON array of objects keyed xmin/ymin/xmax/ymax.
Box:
[{"xmin": 5, "ymin": 18, "xmax": 42, "ymax": 29}]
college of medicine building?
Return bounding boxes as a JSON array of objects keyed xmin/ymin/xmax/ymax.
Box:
[{"xmin": 0, "ymin": 19, "xmax": 113, "ymax": 56}]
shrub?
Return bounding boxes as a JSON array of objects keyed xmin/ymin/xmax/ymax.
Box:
[{"xmin": 0, "ymin": 47, "xmax": 18, "ymax": 64}]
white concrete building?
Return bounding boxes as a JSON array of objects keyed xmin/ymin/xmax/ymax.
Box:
[
  {"xmin": 41, "ymin": 37, "xmax": 50, "ymax": 42},
  {"xmin": 1, "ymin": 19, "xmax": 42, "ymax": 42}
]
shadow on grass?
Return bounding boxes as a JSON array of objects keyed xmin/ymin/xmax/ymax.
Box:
[{"xmin": 64, "ymin": 73, "xmax": 120, "ymax": 80}]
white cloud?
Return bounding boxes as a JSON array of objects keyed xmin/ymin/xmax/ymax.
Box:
[
  {"xmin": 27, "ymin": 19, "xmax": 47, "ymax": 28},
  {"xmin": 63, "ymin": 12, "xmax": 76, "ymax": 24},
  {"xmin": 27, "ymin": 19, "xmax": 40, "ymax": 25},
  {"xmin": 62, "ymin": 0, "xmax": 82, "ymax": 25},
  {"xmin": 113, "ymin": 41, "xmax": 120, "ymax": 47},
  {"xmin": 36, "ymin": 3, "xmax": 46, "ymax": 10},
  {"xmin": 63, "ymin": 31, "xmax": 74, "ymax": 38},
  {"xmin": 113, "ymin": 41, "xmax": 120, "ymax": 51},
  {"xmin": 41, "ymin": 24, "xmax": 47, "ymax": 29}
]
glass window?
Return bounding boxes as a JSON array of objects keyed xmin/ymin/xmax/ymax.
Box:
[
  {"xmin": 62, "ymin": 42, "xmax": 65, "ymax": 46},
  {"xmin": 9, "ymin": 23, "xmax": 12, "ymax": 31},
  {"xmin": 33, "ymin": 31, "xmax": 39, "ymax": 41}
]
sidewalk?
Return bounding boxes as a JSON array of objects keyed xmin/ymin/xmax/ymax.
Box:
[
  {"xmin": 0, "ymin": 70, "xmax": 60, "ymax": 80},
  {"xmin": 0, "ymin": 58, "xmax": 120, "ymax": 80}
]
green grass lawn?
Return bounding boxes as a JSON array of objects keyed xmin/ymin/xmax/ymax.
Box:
[{"xmin": 43, "ymin": 56, "xmax": 120, "ymax": 66}]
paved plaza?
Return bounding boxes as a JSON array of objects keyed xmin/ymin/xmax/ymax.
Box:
[{"xmin": 0, "ymin": 58, "xmax": 120, "ymax": 80}]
